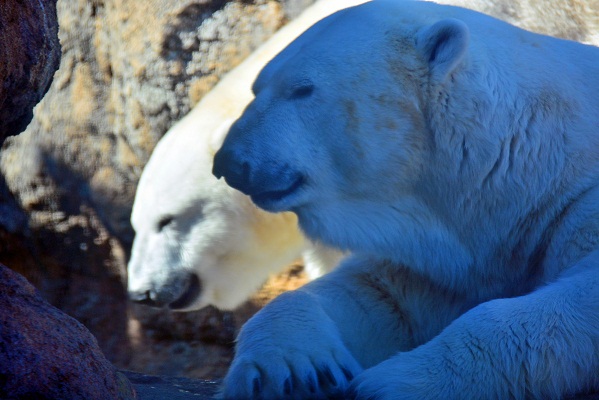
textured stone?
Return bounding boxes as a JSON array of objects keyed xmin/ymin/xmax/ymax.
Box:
[
  {"xmin": 0, "ymin": 264, "xmax": 136, "ymax": 399},
  {"xmin": 0, "ymin": 0, "xmax": 61, "ymax": 141}
]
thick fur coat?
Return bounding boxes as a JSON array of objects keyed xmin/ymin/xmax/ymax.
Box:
[{"xmin": 213, "ymin": 0, "xmax": 599, "ymax": 397}]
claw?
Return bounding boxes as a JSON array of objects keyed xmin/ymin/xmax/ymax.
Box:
[
  {"xmin": 307, "ymin": 374, "xmax": 317, "ymax": 393},
  {"xmin": 321, "ymin": 366, "xmax": 338, "ymax": 387},
  {"xmin": 284, "ymin": 376, "xmax": 293, "ymax": 394},
  {"xmin": 341, "ymin": 366, "xmax": 354, "ymax": 381},
  {"xmin": 252, "ymin": 376, "xmax": 262, "ymax": 395}
]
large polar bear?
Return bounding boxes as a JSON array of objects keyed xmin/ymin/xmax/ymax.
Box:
[
  {"xmin": 126, "ymin": 0, "xmax": 362, "ymax": 311},
  {"xmin": 213, "ymin": 0, "xmax": 599, "ymax": 398}
]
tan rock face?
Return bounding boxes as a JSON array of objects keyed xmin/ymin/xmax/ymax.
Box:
[
  {"xmin": 0, "ymin": 0, "xmax": 309, "ymax": 366},
  {"xmin": 0, "ymin": 0, "xmax": 61, "ymax": 141}
]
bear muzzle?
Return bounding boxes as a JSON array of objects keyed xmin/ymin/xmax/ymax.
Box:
[
  {"xmin": 128, "ymin": 272, "xmax": 202, "ymax": 310},
  {"xmin": 213, "ymin": 146, "xmax": 305, "ymax": 211}
]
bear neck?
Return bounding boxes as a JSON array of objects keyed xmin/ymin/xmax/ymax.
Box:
[
  {"xmin": 415, "ymin": 38, "xmax": 599, "ymax": 296},
  {"xmin": 297, "ymin": 196, "xmax": 474, "ymax": 291}
]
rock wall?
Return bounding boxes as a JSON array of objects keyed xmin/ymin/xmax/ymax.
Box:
[{"xmin": 0, "ymin": 0, "xmax": 313, "ymax": 368}]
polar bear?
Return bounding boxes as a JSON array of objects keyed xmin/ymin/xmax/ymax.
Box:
[
  {"xmin": 128, "ymin": 116, "xmax": 343, "ymax": 311},
  {"xmin": 126, "ymin": 0, "xmax": 363, "ymax": 311},
  {"xmin": 213, "ymin": 0, "xmax": 599, "ymax": 398}
]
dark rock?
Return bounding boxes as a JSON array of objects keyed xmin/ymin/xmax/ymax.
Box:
[
  {"xmin": 0, "ymin": 0, "xmax": 61, "ymax": 141},
  {"xmin": 0, "ymin": 264, "xmax": 136, "ymax": 399}
]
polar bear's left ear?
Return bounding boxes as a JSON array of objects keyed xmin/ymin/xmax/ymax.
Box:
[{"xmin": 416, "ymin": 18, "xmax": 469, "ymax": 83}]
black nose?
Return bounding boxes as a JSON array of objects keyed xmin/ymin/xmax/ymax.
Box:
[{"xmin": 213, "ymin": 147, "xmax": 254, "ymax": 195}]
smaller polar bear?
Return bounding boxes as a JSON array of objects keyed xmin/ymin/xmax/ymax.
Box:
[
  {"xmin": 126, "ymin": 0, "xmax": 364, "ymax": 311},
  {"xmin": 214, "ymin": 0, "xmax": 599, "ymax": 398}
]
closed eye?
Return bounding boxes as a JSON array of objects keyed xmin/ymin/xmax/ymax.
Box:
[
  {"xmin": 157, "ymin": 215, "xmax": 174, "ymax": 232},
  {"xmin": 289, "ymin": 82, "xmax": 314, "ymax": 99}
]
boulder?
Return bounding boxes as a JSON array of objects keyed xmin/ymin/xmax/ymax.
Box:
[
  {"xmin": 0, "ymin": 264, "xmax": 136, "ymax": 399},
  {"xmin": 0, "ymin": 0, "xmax": 61, "ymax": 141}
]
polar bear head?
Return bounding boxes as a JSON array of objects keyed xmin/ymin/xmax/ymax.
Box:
[
  {"xmin": 213, "ymin": 0, "xmax": 473, "ymax": 259},
  {"xmin": 128, "ymin": 118, "xmax": 309, "ymax": 311}
]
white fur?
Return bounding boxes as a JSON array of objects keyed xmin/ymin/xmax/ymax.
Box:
[
  {"xmin": 126, "ymin": 0, "xmax": 364, "ymax": 311},
  {"xmin": 215, "ymin": 0, "xmax": 599, "ymax": 398}
]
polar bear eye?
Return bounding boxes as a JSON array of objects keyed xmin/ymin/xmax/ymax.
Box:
[
  {"xmin": 157, "ymin": 215, "xmax": 174, "ymax": 232},
  {"xmin": 289, "ymin": 82, "xmax": 314, "ymax": 99}
]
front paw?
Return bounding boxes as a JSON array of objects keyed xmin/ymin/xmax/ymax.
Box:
[
  {"xmin": 223, "ymin": 345, "xmax": 360, "ymax": 399},
  {"xmin": 221, "ymin": 292, "xmax": 363, "ymax": 399}
]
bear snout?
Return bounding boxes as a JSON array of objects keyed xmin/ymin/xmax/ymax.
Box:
[
  {"xmin": 127, "ymin": 272, "xmax": 203, "ymax": 310},
  {"xmin": 213, "ymin": 146, "xmax": 305, "ymax": 210},
  {"xmin": 213, "ymin": 146, "xmax": 253, "ymax": 194}
]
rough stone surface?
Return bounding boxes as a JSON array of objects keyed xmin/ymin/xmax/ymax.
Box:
[
  {"xmin": 0, "ymin": 264, "xmax": 136, "ymax": 399},
  {"xmin": 0, "ymin": 0, "xmax": 313, "ymax": 368},
  {"xmin": 0, "ymin": 0, "xmax": 61, "ymax": 142}
]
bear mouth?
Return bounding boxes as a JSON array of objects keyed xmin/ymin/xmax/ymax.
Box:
[
  {"xmin": 168, "ymin": 273, "xmax": 202, "ymax": 310},
  {"xmin": 250, "ymin": 176, "xmax": 305, "ymax": 210}
]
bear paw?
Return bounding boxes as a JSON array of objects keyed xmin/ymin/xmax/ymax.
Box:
[
  {"xmin": 223, "ymin": 347, "xmax": 361, "ymax": 399},
  {"xmin": 221, "ymin": 292, "xmax": 363, "ymax": 399}
]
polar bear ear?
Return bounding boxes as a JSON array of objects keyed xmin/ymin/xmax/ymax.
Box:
[{"xmin": 416, "ymin": 18, "xmax": 469, "ymax": 83}]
